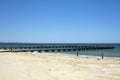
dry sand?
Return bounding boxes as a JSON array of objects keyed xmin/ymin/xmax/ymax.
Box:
[{"xmin": 0, "ymin": 52, "xmax": 120, "ymax": 80}]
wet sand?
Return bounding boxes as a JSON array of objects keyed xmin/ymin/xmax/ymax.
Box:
[{"xmin": 0, "ymin": 52, "xmax": 120, "ymax": 80}]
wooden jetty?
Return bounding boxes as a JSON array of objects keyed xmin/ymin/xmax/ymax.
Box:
[{"xmin": 0, "ymin": 43, "xmax": 114, "ymax": 52}]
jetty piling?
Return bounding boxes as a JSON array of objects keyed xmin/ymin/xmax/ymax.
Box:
[{"xmin": 102, "ymin": 53, "xmax": 104, "ymax": 59}]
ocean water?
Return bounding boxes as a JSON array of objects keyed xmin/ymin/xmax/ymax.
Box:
[
  {"xmin": 0, "ymin": 43, "xmax": 120, "ymax": 57},
  {"xmin": 62, "ymin": 44, "xmax": 120, "ymax": 57}
]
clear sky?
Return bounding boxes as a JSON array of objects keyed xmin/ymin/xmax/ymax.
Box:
[{"xmin": 0, "ymin": 0, "xmax": 120, "ymax": 43}]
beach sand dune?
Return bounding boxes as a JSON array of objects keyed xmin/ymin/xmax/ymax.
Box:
[{"xmin": 0, "ymin": 52, "xmax": 120, "ymax": 80}]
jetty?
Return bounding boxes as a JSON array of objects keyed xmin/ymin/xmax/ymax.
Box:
[{"xmin": 0, "ymin": 43, "xmax": 114, "ymax": 52}]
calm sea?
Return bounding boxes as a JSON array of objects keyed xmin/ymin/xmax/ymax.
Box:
[
  {"xmin": 63, "ymin": 44, "xmax": 120, "ymax": 57},
  {"xmin": 0, "ymin": 43, "xmax": 120, "ymax": 57}
]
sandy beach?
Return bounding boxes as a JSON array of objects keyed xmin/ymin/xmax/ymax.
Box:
[{"xmin": 0, "ymin": 52, "xmax": 120, "ymax": 80}]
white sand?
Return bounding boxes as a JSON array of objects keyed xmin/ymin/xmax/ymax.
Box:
[{"xmin": 0, "ymin": 52, "xmax": 120, "ymax": 80}]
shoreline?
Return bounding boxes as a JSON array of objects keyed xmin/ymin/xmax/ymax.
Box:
[
  {"xmin": 0, "ymin": 51, "xmax": 120, "ymax": 60},
  {"xmin": 31, "ymin": 51, "xmax": 120, "ymax": 60}
]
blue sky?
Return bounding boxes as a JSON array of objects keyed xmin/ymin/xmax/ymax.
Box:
[{"xmin": 0, "ymin": 0, "xmax": 120, "ymax": 43}]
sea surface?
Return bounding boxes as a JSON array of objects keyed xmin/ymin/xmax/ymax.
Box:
[
  {"xmin": 62, "ymin": 44, "xmax": 120, "ymax": 57},
  {"xmin": 0, "ymin": 43, "xmax": 120, "ymax": 57}
]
